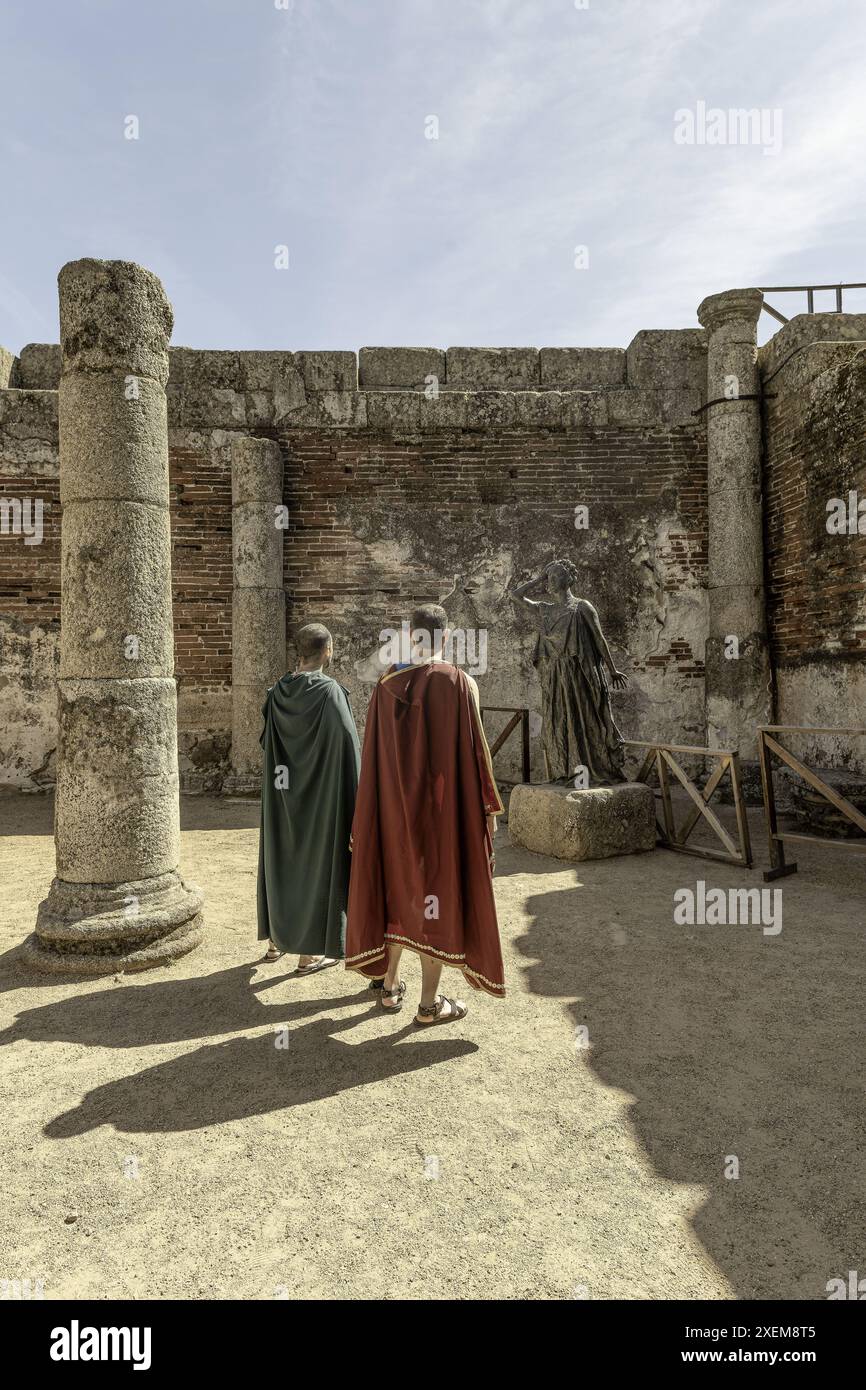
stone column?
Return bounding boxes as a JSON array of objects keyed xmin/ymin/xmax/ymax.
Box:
[
  {"xmin": 26, "ymin": 259, "xmax": 204, "ymax": 974},
  {"xmin": 227, "ymin": 436, "xmax": 285, "ymax": 791},
  {"xmin": 697, "ymin": 288, "xmax": 772, "ymax": 776}
]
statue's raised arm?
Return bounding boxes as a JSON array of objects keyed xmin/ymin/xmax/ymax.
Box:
[{"xmin": 509, "ymin": 565, "xmax": 554, "ymax": 611}]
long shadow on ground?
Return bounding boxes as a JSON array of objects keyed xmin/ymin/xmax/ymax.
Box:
[
  {"xmin": 511, "ymin": 838, "xmax": 866, "ymax": 1301},
  {"xmin": 0, "ymin": 964, "xmax": 361, "ymax": 1048},
  {"xmin": 43, "ymin": 1013, "xmax": 476, "ymax": 1136}
]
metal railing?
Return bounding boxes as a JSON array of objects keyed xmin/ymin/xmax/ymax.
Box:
[{"xmin": 758, "ymin": 282, "xmax": 866, "ymax": 326}]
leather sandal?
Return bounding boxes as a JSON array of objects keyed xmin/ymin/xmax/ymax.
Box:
[
  {"xmin": 378, "ymin": 980, "xmax": 406, "ymax": 1011},
  {"xmin": 414, "ymin": 995, "xmax": 468, "ymax": 1027}
]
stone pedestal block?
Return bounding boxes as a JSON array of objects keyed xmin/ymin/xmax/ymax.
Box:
[{"xmin": 508, "ymin": 782, "xmax": 656, "ymax": 862}]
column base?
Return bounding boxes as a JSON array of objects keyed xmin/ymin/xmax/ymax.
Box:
[{"xmin": 25, "ymin": 870, "xmax": 205, "ymax": 975}]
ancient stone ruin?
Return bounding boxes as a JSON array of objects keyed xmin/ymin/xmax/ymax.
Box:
[
  {"xmin": 7, "ymin": 261, "xmax": 204, "ymax": 972},
  {"xmin": 1, "ymin": 260, "xmax": 864, "ymax": 969}
]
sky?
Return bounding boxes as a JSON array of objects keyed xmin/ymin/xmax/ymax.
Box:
[{"xmin": 1, "ymin": 0, "xmax": 865, "ymax": 355}]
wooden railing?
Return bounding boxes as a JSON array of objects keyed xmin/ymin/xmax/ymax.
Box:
[
  {"xmin": 757, "ymin": 726, "xmax": 866, "ymax": 881},
  {"xmin": 480, "ymin": 707, "xmax": 531, "ymax": 783},
  {"xmin": 627, "ymin": 740, "xmax": 752, "ymax": 869}
]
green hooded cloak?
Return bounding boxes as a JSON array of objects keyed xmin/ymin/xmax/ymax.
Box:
[{"xmin": 257, "ymin": 671, "xmax": 361, "ymax": 956}]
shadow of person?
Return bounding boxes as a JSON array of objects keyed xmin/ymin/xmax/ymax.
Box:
[
  {"xmin": 0, "ymin": 942, "xmax": 51, "ymax": 993},
  {"xmin": 513, "ymin": 860, "xmax": 866, "ymax": 1301},
  {"xmin": 44, "ymin": 1013, "xmax": 477, "ymax": 1137},
  {"xmin": 0, "ymin": 962, "xmax": 369, "ymax": 1049}
]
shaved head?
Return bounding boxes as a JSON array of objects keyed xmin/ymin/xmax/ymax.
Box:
[{"xmin": 295, "ymin": 622, "xmax": 333, "ymax": 666}]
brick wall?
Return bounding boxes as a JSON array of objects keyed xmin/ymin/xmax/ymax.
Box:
[
  {"xmin": 281, "ymin": 424, "xmax": 707, "ymax": 620},
  {"xmin": 762, "ymin": 342, "xmax": 866, "ymax": 771},
  {"xmin": 170, "ymin": 441, "xmax": 234, "ymax": 690},
  {"xmin": 280, "ymin": 420, "xmax": 709, "ymax": 775},
  {"xmin": 764, "ymin": 349, "xmax": 866, "ymax": 666},
  {"xmin": 0, "ymin": 445, "xmax": 236, "ymax": 684},
  {"xmin": 0, "ymin": 474, "xmax": 60, "ymax": 624}
]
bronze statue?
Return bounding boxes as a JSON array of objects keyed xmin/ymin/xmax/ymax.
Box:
[{"xmin": 510, "ymin": 559, "xmax": 628, "ymax": 785}]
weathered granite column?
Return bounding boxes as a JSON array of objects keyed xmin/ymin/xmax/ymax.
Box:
[
  {"xmin": 228, "ymin": 436, "xmax": 285, "ymax": 791},
  {"xmin": 26, "ymin": 259, "xmax": 204, "ymax": 973},
  {"xmin": 697, "ymin": 288, "xmax": 772, "ymax": 774}
]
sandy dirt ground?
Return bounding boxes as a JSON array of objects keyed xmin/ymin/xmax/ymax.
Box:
[{"xmin": 0, "ymin": 789, "xmax": 863, "ymax": 1301}]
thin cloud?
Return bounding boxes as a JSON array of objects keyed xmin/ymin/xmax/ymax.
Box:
[{"xmin": 1, "ymin": 0, "xmax": 864, "ymax": 351}]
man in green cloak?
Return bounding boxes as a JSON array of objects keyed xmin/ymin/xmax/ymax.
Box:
[{"xmin": 257, "ymin": 623, "xmax": 361, "ymax": 973}]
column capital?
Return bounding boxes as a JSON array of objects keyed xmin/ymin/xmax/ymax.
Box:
[{"xmin": 697, "ymin": 288, "xmax": 763, "ymax": 334}]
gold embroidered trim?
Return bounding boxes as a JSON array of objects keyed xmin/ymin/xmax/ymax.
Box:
[
  {"xmin": 473, "ymin": 708, "xmax": 505, "ymax": 815},
  {"xmin": 462, "ymin": 964, "xmax": 506, "ymax": 992},
  {"xmin": 384, "ymin": 931, "xmax": 465, "ymax": 961},
  {"xmin": 345, "ymin": 944, "xmax": 386, "ymax": 964},
  {"xmin": 347, "ymin": 945, "xmax": 383, "ymax": 967},
  {"xmin": 345, "ymin": 937, "xmax": 505, "ymax": 997}
]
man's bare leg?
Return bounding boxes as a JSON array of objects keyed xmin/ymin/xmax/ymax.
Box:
[
  {"xmin": 381, "ymin": 944, "xmax": 404, "ymax": 1008},
  {"xmin": 416, "ymin": 953, "xmax": 465, "ymax": 1023}
]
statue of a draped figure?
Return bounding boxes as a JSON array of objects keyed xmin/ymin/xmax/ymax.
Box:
[{"xmin": 510, "ymin": 559, "xmax": 628, "ymax": 786}]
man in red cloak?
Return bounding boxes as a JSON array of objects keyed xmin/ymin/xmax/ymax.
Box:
[{"xmin": 346, "ymin": 604, "xmax": 505, "ymax": 1025}]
